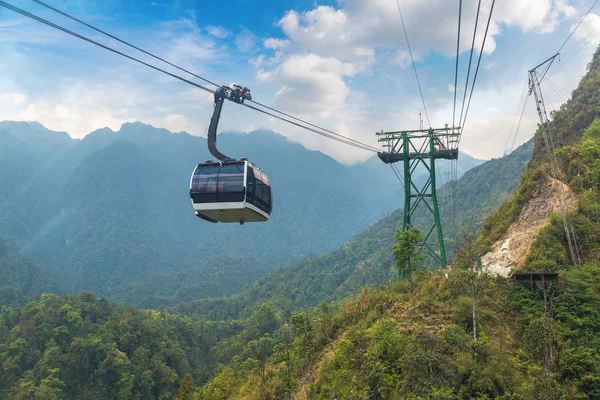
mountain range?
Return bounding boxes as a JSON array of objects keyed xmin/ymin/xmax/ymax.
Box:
[{"xmin": 0, "ymin": 121, "xmax": 483, "ymax": 302}]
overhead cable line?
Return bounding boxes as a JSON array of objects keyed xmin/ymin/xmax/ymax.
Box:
[
  {"xmin": 34, "ymin": 0, "xmax": 379, "ymax": 153},
  {"xmin": 241, "ymin": 102, "xmax": 380, "ymax": 152},
  {"xmin": 32, "ymin": 0, "xmax": 221, "ymax": 88},
  {"xmin": 544, "ymin": 79, "xmax": 570, "ymax": 102},
  {"xmin": 502, "ymin": 89, "xmax": 529, "ymax": 177},
  {"xmin": 1, "ymin": 0, "xmax": 380, "ymax": 153},
  {"xmin": 389, "ymin": 164, "xmax": 405, "ymax": 189},
  {"xmin": 452, "ymin": 0, "xmax": 462, "ymax": 131},
  {"xmin": 545, "ymin": 0, "xmax": 600, "ymax": 78},
  {"xmin": 457, "ymin": 0, "xmax": 482, "ymax": 135},
  {"xmin": 545, "ymin": 77, "xmax": 572, "ymax": 99},
  {"xmin": 0, "ymin": 0, "xmax": 215, "ymax": 94},
  {"xmin": 558, "ymin": 31, "xmax": 600, "ymax": 70},
  {"xmin": 458, "ymin": 0, "xmax": 496, "ymax": 146},
  {"xmin": 395, "ymin": 0, "xmax": 431, "ymax": 128},
  {"xmin": 502, "ymin": 80, "xmax": 528, "ymax": 155},
  {"xmin": 556, "ymin": 0, "xmax": 600, "ymax": 54}
]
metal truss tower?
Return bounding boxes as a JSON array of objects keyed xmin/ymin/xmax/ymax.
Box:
[
  {"xmin": 528, "ymin": 56, "xmax": 581, "ymax": 266},
  {"xmin": 377, "ymin": 126, "xmax": 460, "ymax": 268}
]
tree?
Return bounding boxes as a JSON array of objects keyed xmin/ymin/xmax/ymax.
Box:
[
  {"xmin": 393, "ymin": 228, "xmax": 425, "ymax": 306},
  {"xmin": 454, "ymin": 232, "xmax": 482, "ymax": 341},
  {"xmin": 175, "ymin": 373, "xmax": 195, "ymax": 400}
]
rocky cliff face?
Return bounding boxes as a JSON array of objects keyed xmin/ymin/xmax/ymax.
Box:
[{"xmin": 481, "ymin": 176, "xmax": 577, "ymax": 276}]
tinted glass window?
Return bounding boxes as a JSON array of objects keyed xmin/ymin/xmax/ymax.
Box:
[
  {"xmin": 191, "ymin": 166, "xmax": 218, "ymax": 193},
  {"xmin": 218, "ymin": 164, "xmax": 244, "ymax": 193},
  {"xmin": 262, "ymin": 171, "xmax": 271, "ymax": 207},
  {"xmin": 255, "ymin": 170, "xmax": 265, "ymax": 203},
  {"xmin": 263, "ymin": 182, "xmax": 271, "ymax": 205},
  {"xmin": 246, "ymin": 165, "xmax": 256, "ymax": 200}
]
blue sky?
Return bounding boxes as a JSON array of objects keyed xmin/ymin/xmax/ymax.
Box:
[{"xmin": 1, "ymin": 0, "xmax": 600, "ymax": 163}]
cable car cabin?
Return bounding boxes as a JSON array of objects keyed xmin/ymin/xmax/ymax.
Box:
[{"xmin": 189, "ymin": 160, "xmax": 272, "ymax": 224}]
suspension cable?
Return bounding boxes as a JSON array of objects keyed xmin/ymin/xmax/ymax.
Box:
[
  {"xmin": 1, "ymin": 0, "xmax": 381, "ymax": 153},
  {"xmin": 457, "ymin": 0, "xmax": 482, "ymax": 136},
  {"xmin": 395, "ymin": 0, "xmax": 431, "ymax": 128},
  {"xmin": 0, "ymin": 0, "xmax": 215, "ymax": 94},
  {"xmin": 557, "ymin": 0, "xmax": 600, "ymax": 54},
  {"xmin": 33, "ymin": 0, "xmax": 221, "ymax": 89},
  {"xmin": 452, "ymin": 0, "xmax": 462, "ymax": 131},
  {"xmin": 34, "ymin": 0, "xmax": 380, "ymax": 152},
  {"xmin": 389, "ymin": 164, "xmax": 405, "ymax": 189},
  {"xmin": 241, "ymin": 102, "xmax": 380, "ymax": 152},
  {"xmin": 458, "ymin": 0, "xmax": 496, "ymax": 146}
]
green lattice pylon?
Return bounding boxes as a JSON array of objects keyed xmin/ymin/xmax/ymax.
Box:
[{"xmin": 376, "ymin": 126, "xmax": 460, "ymax": 268}]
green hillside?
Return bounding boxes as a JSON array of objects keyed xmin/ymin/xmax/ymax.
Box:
[
  {"xmin": 0, "ymin": 239, "xmax": 58, "ymax": 308},
  {"xmin": 196, "ymin": 46, "xmax": 600, "ymax": 399},
  {"xmin": 0, "ymin": 292, "xmax": 243, "ymax": 399},
  {"xmin": 0, "ymin": 130, "xmax": 531, "ymax": 399},
  {"xmin": 168, "ymin": 139, "xmax": 532, "ymax": 318}
]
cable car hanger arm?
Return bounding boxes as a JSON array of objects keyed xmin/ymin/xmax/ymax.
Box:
[{"xmin": 208, "ymin": 85, "xmax": 252, "ymax": 162}]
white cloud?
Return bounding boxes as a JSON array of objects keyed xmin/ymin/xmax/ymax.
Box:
[
  {"xmin": 205, "ymin": 25, "xmax": 230, "ymax": 39},
  {"xmin": 392, "ymin": 50, "xmax": 415, "ymax": 68},
  {"xmin": 573, "ymin": 13, "xmax": 600, "ymax": 42},
  {"xmin": 235, "ymin": 28, "xmax": 257, "ymax": 53},
  {"xmin": 160, "ymin": 114, "xmax": 195, "ymax": 133},
  {"xmin": 448, "ymin": 85, "xmax": 455, "ymax": 93},
  {"xmin": 264, "ymin": 38, "xmax": 289, "ymax": 50},
  {"xmin": 249, "ymin": 54, "xmax": 265, "ymax": 68},
  {"xmin": 180, "ymin": 88, "xmax": 215, "ymax": 105},
  {"xmin": 257, "ymin": 54, "xmax": 357, "ymax": 117},
  {"xmin": 0, "ymin": 92, "xmax": 27, "ymax": 105}
]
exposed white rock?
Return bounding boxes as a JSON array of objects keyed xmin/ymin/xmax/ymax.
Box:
[{"xmin": 481, "ymin": 177, "xmax": 577, "ymax": 277}]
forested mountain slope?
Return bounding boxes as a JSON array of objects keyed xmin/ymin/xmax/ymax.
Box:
[
  {"xmin": 168, "ymin": 139, "xmax": 533, "ymax": 318},
  {"xmin": 0, "ymin": 121, "xmax": 482, "ymax": 302},
  {"xmin": 0, "ymin": 239, "xmax": 58, "ymax": 308},
  {"xmin": 0, "ymin": 292, "xmax": 245, "ymax": 399},
  {"xmin": 198, "ymin": 47, "xmax": 600, "ymax": 400},
  {"xmin": 0, "ymin": 131, "xmax": 532, "ymax": 398}
]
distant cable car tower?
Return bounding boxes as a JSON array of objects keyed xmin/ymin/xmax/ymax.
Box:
[{"xmin": 376, "ymin": 125, "xmax": 460, "ymax": 268}]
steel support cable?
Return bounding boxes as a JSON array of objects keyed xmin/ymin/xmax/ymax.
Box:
[
  {"xmin": 458, "ymin": 0, "xmax": 496, "ymax": 147},
  {"xmin": 0, "ymin": 0, "xmax": 215, "ymax": 95},
  {"xmin": 246, "ymin": 99, "xmax": 383, "ymax": 151},
  {"xmin": 457, "ymin": 0, "xmax": 482, "ymax": 137},
  {"xmin": 502, "ymin": 80, "xmax": 528, "ymax": 154},
  {"xmin": 240, "ymin": 102, "xmax": 380, "ymax": 152},
  {"xmin": 395, "ymin": 0, "xmax": 431, "ymax": 128},
  {"xmin": 502, "ymin": 93, "xmax": 529, "ymax": 178},
  {"xmin": 32, "ymin": 0, "xmax": 380, "ymax": 153},
  {"xmin": 557, "ymin": 0, "xmax": 600, "ymax": 54},
  {"xmin": 550, "ymin": 31, "xmax": 600, "ymax": 77},
  {"xmin": 1, "ymin": 1, "xmax": 380, "ymax": 153},
  {"xmin": 389, "ymin": 164, "xmax": 406, "ymax": 189},
  {"xmin": 544, "ymin": 80, "xmax": 569, "ymax": 103},
  {"xmin": 452, "ymin": 0, "xmax": 463, "ymax": 131},
  {"xmin": 33, "ymin": 0, "xmax": 221, "ymax": 89},
  {"xmin": 545, "ymin": 77, "xmax": 592, "ymax": 114},
  {"xmin": 545, "ymin": 78, "xmax": 572, "ymax": 99},
  {"xmin": 544, "ymin": 0, "xmax": 600, "ymax": 78}
]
